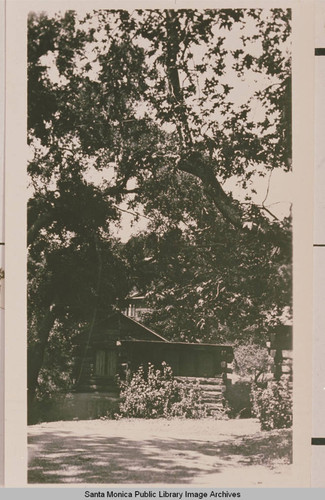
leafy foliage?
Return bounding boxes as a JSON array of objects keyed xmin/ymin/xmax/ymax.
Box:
[
  {"xmin": 234, "ymin": 344, "xmax": 273, "ymax": 382},
  {"xmin": 118, "ymin": 362, "xmax": 207, "ymax": 419},
  {"xmin": 123, "ymin": 219, "xmax": 291, "ymax": 343},
  {"xmin": 251, "ymin": 379, "xmax": 292, "ymax": 430}
]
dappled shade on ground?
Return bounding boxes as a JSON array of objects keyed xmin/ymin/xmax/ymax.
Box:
[{"xmin": 28, "ymin": 418, "xmax": 292, "ymax": 485}]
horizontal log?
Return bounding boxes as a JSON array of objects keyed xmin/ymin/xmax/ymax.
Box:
[
  {"xmin": 176, "ymin": 376, "xmax": 224, "ymax": 385},
  {"xmin": 196, "ymin": 386, "xmax": 224, "ymax": 393}
]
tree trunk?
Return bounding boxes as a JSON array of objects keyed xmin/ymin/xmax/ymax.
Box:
[{"xmin": 27, "ymin": 307, "xmax": 56, "ymax": 421}]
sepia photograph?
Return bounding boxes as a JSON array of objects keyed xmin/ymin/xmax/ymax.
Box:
[{"xmin": 25, "ymin": 3, "xmax": 296, "ymax": 486}]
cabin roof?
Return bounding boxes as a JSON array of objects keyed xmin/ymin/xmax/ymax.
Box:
[
  {"xmin": 119, "ymin": 313, "xmax": 169, "ymax": 342},
  {"xmin": 119, "ymin": 339, "xmax": 233, "ymax": 349}
]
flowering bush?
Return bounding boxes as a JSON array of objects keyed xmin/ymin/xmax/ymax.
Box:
[
  {"xmin": 251, "ymin": 378, "xmax": 292, "ymax": 430},
  {"xmin": 117, "ymin": 362, "xmax": 207, "ymax": 419}
]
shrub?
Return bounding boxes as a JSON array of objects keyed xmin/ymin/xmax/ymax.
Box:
[
  {"xmin": 117, "ymin": 362, "xmax": 207, "ymax": 419},
  {"xmin": 251, "ymin": 378, "xmax": 292, "ymax": 430},
  {"xmin": 234, "ymin": 344, "xmax": 273, "ymax": 383}
]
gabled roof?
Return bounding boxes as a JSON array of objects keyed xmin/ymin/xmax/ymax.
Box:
[
  {"xmin": 120, "ymin": 338, "xmax": 233, "ymax": 349},
  {"xmin": 120, "ymin": 312, "xmax": 169, "ymax": 342}
]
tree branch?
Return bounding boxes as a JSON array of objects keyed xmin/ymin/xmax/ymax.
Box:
[
  {"xmin": 165, "ymin": 10, "xmax": 193, "ymax": 150},
  {"xmin": 112, "ymin": 204, "xmax": 152, "ymax": 221},
  {"xmin": 177, "ymin": 151, "xmax": 244, "ymax": 229}
]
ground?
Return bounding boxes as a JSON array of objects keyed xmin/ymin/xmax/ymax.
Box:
[{"xmin": 28, "ymin": 418, "xmax": 292, "ymax": 486}]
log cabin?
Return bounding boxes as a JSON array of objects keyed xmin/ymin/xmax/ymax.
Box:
[{"xmin": 60, "ymin": 306, "xmax": 234, "ymax": 420}]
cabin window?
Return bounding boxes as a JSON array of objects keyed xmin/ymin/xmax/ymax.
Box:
[{"xmin": 95, "ymin": 349, "xmax": 117, "ymax": 377}]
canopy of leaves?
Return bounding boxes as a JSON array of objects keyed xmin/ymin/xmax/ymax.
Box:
[{"xmin": 28, "ymin": 9, "xmax": 291, "ymax": 207}]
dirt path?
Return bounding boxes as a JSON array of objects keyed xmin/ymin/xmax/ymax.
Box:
[{"xmin": 28, "ymin": 418, "xmax": 292, "ymax": 486}]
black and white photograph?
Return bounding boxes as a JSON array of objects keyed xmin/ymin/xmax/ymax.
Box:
[{"xmin": 2, "ymin": 0, "xmax": 313, "ymax": 488}]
